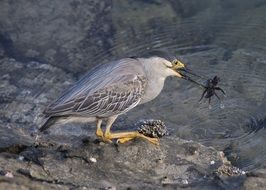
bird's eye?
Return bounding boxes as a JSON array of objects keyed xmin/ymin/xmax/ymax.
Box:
[
  {"xmin": 172, "ymin": 60, "xmax": 178, "ymax": 66},
  {"xmin": 171, "ymin": 59, "xmax": 185, "ymax": 69}
]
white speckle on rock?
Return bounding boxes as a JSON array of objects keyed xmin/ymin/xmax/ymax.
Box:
[
  {"xmin": 5, "ymin": 171, "xmax": 14, "ymax": 178},
  {"xmin": 181, "ymin": 179, "xmax": 188, "ymax": 184},
  {"xmin": 210, "ymin": 160, "xmax": 215, "ymax": 165},
  {"xmin": 89, "ymin": 157, "xmax": 97, "ymax": 163},
  {"xmin": 18, "ymin": 156, "xmax": 24, "ymax": 161}
]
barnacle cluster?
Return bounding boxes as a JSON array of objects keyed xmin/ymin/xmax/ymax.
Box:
[{"xmin": 137, "ymin": 119, "xmax": 168, "ymax": 138}]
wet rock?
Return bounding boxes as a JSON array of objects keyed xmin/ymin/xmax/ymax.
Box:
[
  {"xmin": 248, "ymin": 168, "xmax": 266, "ymax": 179},
  {"xmin": 0, "ymin": 175, "xmax": 70, "ymax": 190},
  {"xmin": 0, "ymin": 0, "xmax": 113, "ymax": 73},
  {"xmin": 19, "ymin": 147, "xmax": 45, "ymax": 167},
  {"xmin": 243, "ymin": 176, "xmax": 266, "ymax": 190},
  {"xmin": 0, "ymin": 130, "xmax": 245, "ymax": 189},
  {"xmin": 0, "ymin": 58, "xmax": 74, "ymax": 131},
  {"xmin": 0, "ymin": 128, "xmax": 33, "ymax": 154},
  {"xmin": 243, "ymin": 168, "xmax": 266, "ymax": 190}
]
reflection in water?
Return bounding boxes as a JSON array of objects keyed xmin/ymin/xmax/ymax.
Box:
[{"xmin": 88, "ymin": 14, "xmax": 266, "ymax": 171}]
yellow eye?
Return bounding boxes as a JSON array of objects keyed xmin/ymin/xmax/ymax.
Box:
[
  {"xmin": 172, "ymin": 59, "xmax": 185, "ymax": 68},
  {"xmin": 172, "ymin": 59, "xmax": 178, "ymax": 66}
]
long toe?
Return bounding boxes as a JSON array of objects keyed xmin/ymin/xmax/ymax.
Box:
[
  {"xmin": 102, "ymin": 137, "xmax": 113, "ymax": 143},
  {"xmin": 145, "ymin": 137, "xmax": 159, "ymax": 145},
  {"xmin": 116, "ymin": 137, "xmax": 135, "ymax": 144}
]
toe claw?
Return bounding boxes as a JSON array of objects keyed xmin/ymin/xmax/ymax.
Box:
[{"xmin": 117, "ymin": 137, "xmax": 135, "ymax": 144}]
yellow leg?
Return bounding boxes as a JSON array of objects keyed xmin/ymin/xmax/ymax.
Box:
[
  {"xmin": 95, "ymin": 119, "xmax": 103, "ymax": 137},
  {"xmin": 95, "ymin": 119, "xmax": 112, "ymax": 143},
  {"xmin": 104, "ymin": 116, "xmax": 118, "ymax": 137},
  {"xmin": 104, "ymin": 116, "xmax": 159, "ymax": 145}
]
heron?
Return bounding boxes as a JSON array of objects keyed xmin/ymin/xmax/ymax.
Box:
[{"xmin": 40, "ymin": 51, "xmax": 199, "ymax": 145}]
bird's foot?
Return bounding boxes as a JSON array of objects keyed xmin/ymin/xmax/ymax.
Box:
[
  {"xmin": 101, "ymin": 136, "xmax": 113, "ymax": 143},
  {"xmin": 137, "ymin": 135, "xmax": 159, "ymax": 145},
  {"xmin": 95, "ymin": 127, "xmax": 104, "ymax": 138},
  {"xmin": 96, "ymin": 128, "xmax": 113, "ymax": 143},
  {"xmin": 116, "ymin": 137, "xmax": 135, "ymax": 144},
  {"xmin": 117, "ymin": 136, "xmax": 159, "ymax": 145},
  {"xmin": 105, "ymin": 131, "xmax": 159, "ymax": 145}
]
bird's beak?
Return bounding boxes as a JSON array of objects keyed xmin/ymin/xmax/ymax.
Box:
[{"xmin": 173, "ymin": 61, "xmax": 205, "ymax": 87}]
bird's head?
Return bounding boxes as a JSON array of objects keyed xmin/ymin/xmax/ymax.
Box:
[
  {"xmin": 143, "ymin": 50, "xmax": 198, "ymax": 81},
  {"xmin": 165, "ymin": 57, "xmax": 203, "ymax": 86},
  {"xmin": 140, "ymin": 50, "xmax": 200, "ymax": 81}
]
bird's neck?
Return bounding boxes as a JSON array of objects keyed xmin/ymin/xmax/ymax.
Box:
[
  {"xmin": 138, "ymin": 58, "xmax": 168, "ymax": 104},
  {"xmin": 141, "ymin": 76, "xmax": 166, "ymax": 104}
]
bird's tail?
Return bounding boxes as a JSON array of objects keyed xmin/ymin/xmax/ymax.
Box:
[
  {"xmin": 39, "ymin": 116, "xmax": 57, "ymax": 132},
  {"xmin": 39, "ymin": 115, "xmax": 96, "ymax": 132}
]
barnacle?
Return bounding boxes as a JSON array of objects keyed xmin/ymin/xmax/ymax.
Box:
[{"xmin": 137, "ymin": 119, "xmax": 168, "ymax": 138}]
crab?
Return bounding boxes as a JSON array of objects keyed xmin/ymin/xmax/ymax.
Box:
[{"xmin": 199, "ymin": 76, "xmax": 226, "ymax": 104}]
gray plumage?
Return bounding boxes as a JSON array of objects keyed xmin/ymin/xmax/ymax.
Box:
[{"xmin": 44, "ymin": 58, "xmax": 145, "ymax": 118}]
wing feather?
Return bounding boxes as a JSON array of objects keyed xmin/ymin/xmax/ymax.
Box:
[
  {"xmin": 73, "ymin": 75, "xmax": 145, "ymax": 117},
  {"xmin": 44, "ymin": 58, "xmax": 146, "ymax": 118}
]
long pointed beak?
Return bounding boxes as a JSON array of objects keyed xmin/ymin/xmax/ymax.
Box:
[
  {"xmin": 180, "ymin": 67, "xmax": 202, "ymax": 78},
  {"xmin": 177, "ymin": 67, "xmax": 205, "ymax": 88}
]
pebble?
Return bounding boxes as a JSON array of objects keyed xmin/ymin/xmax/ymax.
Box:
[
  {"xmin": 89, "ymin": 157, "xmax": 97, "ymax": 163},
  {"xmin": 181, "ymin": 179, "xmax": 188, "ymax": 185},
  {"xmin": 157, "ymin": 158, "xmax": 164, "ymax": 164},
  {"xmin": 3, "ymin": 171, "xmax": 14, "ymax": 178}
]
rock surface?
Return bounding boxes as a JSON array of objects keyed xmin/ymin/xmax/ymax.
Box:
[
  {"xmin": 243, "ymin": 169, "xmax": 266, "ymax": 190},
  {"xmin": 0, "ymin": 127, "xmax": 246, "ymax": 190},
  {"xmin": 0, "ymin": 0, "xmax": 113, "ymax": 73}
]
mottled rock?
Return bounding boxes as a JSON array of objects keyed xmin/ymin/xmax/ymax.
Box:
[
  {"xmin": 244, "ymin": 176, "xmax": 266, "ymax": 190},
  {"xmin": 243, "ymin": 168, "xmax": 266, "ymax": 190},
  {"xmin": 0, "ymin": 130, "xmax": 246, "ymax": 189},
  {"xmin": 0, "ymin": 128, "xmax": 33, "ymax": 153},
  {"xmin": 0, "ymin": 58, "xmax": 74, "ymax": 130},
  {"xmin": 0, "ymin": 0, "xmax": 113, "ymax": 73}
]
